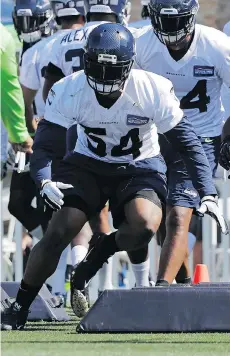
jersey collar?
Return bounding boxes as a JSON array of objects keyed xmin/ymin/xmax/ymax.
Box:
[
  {"xmin": 87, "ymin": 74, "xmax": 132, "ymax": 117},
  {"xmin": 161, "ymin": 24, "xmax": 201, "ymax": 71}
]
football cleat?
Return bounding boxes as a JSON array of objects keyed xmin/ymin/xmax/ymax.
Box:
[
  {"xmin": 1, "ymin": 299, "xmax": 29, "ymax": 330},
  {"xmin": 71, "ymin": 233, "xmax": 117, "ymax": 317}
]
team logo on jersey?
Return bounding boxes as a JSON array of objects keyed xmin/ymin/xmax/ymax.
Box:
[
  {"xmin": 193, "ymin": 66, "xmax": 214, "ymax": 77},
  {"xmin": 127, "ymin": 115, "xmax": 149, "ymax": 126}
]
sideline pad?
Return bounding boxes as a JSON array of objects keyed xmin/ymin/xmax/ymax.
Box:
[
  {"xmin": 79, "ymin": 286, "xmax": 230, "ymax": 333},
  {"xmin": 1, "ymin": 282, "xmax": 70, "ymax": 321}
]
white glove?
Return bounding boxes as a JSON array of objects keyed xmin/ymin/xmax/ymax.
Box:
[
  {"xmin": 41, "ymin": 180, "xmax": 73, "ymax": 211},
  {"xmin": 196, "ymin": 196, "xmax": 229, "ymax": 235}
]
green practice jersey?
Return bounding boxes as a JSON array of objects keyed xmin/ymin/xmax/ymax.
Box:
[{"xmin": 1, "ymin": 23, "xmax": 28, "ymax": 143}]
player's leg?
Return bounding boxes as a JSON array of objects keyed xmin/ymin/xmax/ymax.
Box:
[
  {"xmin": 71, "ymin": 169, "xmax": 166, "ymax": 316},
  {"xmin": 90, "ymin": 205, "xmax": 114, "ymax": 293},
  {"xmin": 157, "ymin": 205, "xmax": 193, "ymax": 284},
  {"xmin": 128, "ymin": 247, "xmax": 150, "ymax": 287},
  {"xmin": 71, "ymin": 223, "xmax": 92, "ymax": 269},
  {"xmin": 157, "ymin": 135, "xmax": 199, "ymax": 285},
  {"xmin": 8, "ymin": 170, "xmax": 45, "ymax": 233},
  {"xmin": 191, "ymin": 136, "xmax": 221, "ymax": 267},
  {"xmin": 71, "ymin": 196, "xmax": 162, "ymax": 316},
  {"xmin": 1, "ymin": 207, "xmax": 88, "ymax": 330},
  {"xmin": 1, "ymin": 155, "xmax": 103, "ymax": 330},
  {"xmin": 114, "ymin": 197, "xmax": 162, "ymax": 252}
]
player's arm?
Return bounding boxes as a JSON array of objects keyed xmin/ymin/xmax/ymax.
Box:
[
  {"xmin": 20, "ymin": 84, "xmax": 38, "ymax": 135},
  {"xmin": 219, "ymin": 116, "xmax": 230, "ymax": 172},
  {"xmin": 0, "ymin": 26, "xmax": 32, "ymax": 151},
  {"xmin": 30, "ymin": 79, "xmax": 75, "ymax": 187},
  {"xmin": 43, "ymin": 36, "xmax": 66, "ymax": 101},
  {"xmin": 43, "ymin": 62, "xmax": 65, "ymax": 102},
  {"xmin": 19, "ymin": 48, "xmax": 41, "ymax": 135},
  {"xmin": 30, "ymin": 119, "xmax": 67, "ymax": 186}
]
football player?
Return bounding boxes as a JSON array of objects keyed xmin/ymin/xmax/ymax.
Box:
[
  {"xmin": 134, "ymin": 0, "xmax": 230, "ymax": 285},
  {"xmin": 20, "ymin": 0, "xmax": 85, "ymax": 128},
  {"xmin": 43, "ymin": 0, "xmax": 131, "ymax": 99},
  {"xmin": 2, "ymin": 23, "xmax": 227, "ymax": 329},
  {"xmin": 18, "ymin": 0, "xmax": 86, "ymax": 299},
  {"xmin": 42, "ymin": 0, "xmax": 132, "ymax": 294},
  {"xmin": 8, "ymin": 0, "xmax": 55, "ymax": 242},
  {"xmin": 12, "ymin": 0, "xmax": 56, "ymax": 60}
]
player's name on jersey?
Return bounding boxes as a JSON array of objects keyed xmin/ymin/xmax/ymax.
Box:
[{"xmin": 60, "ymin": 28, "xmax": 90, "ymax": 44}]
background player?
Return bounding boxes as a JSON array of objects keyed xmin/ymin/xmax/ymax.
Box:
[
  {"xmin": 8, "ymin": 0, "xmax": 55, "ymax": 243},
  {"xmin": 0, "ymin": 23, "xmax": 32, "ymax": 154},
  {"xmin": 18, "ymin": 0, "xmax": 86, "ymax": 300},
  {"xmin": 134, "ymin": 0, "xmax": 230, "ymax": 286}
]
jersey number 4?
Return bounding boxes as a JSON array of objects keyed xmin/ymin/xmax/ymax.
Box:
[
  {"xmin": 82, "ymin": 125, "xmax": 142, "ymax": 159},
  {"xmin": 180, "ymin": 80, "xmax": 210, "ymax": 113}
]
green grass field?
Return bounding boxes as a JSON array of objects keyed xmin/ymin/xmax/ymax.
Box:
[{"xmin": 2, "ymin": 311, "xmax": 230, "ymax": 356}]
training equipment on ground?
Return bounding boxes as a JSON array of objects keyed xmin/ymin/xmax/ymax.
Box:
[
  {"xmin": 193, "ymin": 264, "xmax": 210, "ymax": 284},
  {"xmin": 1, "ymin": 282, "xmax": 70, "ymax": 321},
  {"xmin": 78, "ymin": 286, "xmax": 230, "ymax": 333}
]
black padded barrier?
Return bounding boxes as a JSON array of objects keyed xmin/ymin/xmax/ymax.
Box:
[
  {"xmin": 1, "ymin": 282, "xmax": 70, "ymax": 321},
  {"xmin": 79, "ymin": 287, "xmax": 230, "ymax": 333}
]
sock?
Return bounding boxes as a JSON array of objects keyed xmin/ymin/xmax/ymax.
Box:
[
  {"xmin": 15, "ymin": 280, "xmax": 42, "ymax": 310},
  {"xmin": 176, "ymin": 277, "xmax": 192, "ymax": 285},
  {"xmin": 132, "ymin": 259, "xmax": 150, "ymax": 287},
  {"xmin": 98, "ymin": 257, "xmax": 114, "ymax": 291},
  {"xmin": 50, "ymin": 246, "xmax": 68, "ymax": 295},
  {"xmin": 71, "ymin": 245, "xmax": 88, "ymax": 269},
  {"xmin": 155, "ymin": 279, "xmax": 169, "ymax": 287},
  {"xmin": 188, "ymin": 232, "xmax": 196, "ymax": 254}
]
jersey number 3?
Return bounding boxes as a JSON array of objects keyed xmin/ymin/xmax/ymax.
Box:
[
  {"xmin": 180, "ymin": 80, "xmax": 210, "ymax": 113},
  {"xmin": 82, "ymin": 125, "xmax": 142, "ymax": 159},
  {"xmin": 65, "ymin": 48, "xmax": 84, "ymax": 73}
]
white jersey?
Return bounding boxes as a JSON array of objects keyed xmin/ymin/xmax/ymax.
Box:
[
  {"xmin": 221, "ymin": 21, "xmax": 230, "ymax": 120},
  {"xmin": 49, "ymin": 22, "xmax": 108, "ymax": 77},
  {"xmin": 135, "ymin": 24, "xmax": 230, "ymax": 137},
  {"xmin": 44, "ymin": 69, "xmax": 183, "ymax": 163},
  {"xmin": 19, "ymin": 30, "xmax": 71, "ymax": 116}
]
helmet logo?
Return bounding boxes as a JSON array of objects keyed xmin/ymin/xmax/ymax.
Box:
[
  {"xmin": 160, "ymin": 8, "xmax": 178, "ymax": 14},
  {"xmin": 98, "ymin": 54, "xmax": 117, "ymax": 64},
  {"xmin": 17, "ymin": 9, "xmax": 32, "ymax": 16}
]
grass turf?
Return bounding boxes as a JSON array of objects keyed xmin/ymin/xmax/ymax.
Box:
[{"xmin": 2, "ymin": 311, "xmax": 230, "ymax": 356}]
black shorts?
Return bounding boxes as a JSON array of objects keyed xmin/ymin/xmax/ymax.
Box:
[{"xmin": 53, "ymin": 152, "xmax": 167, "ymax": 228}]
